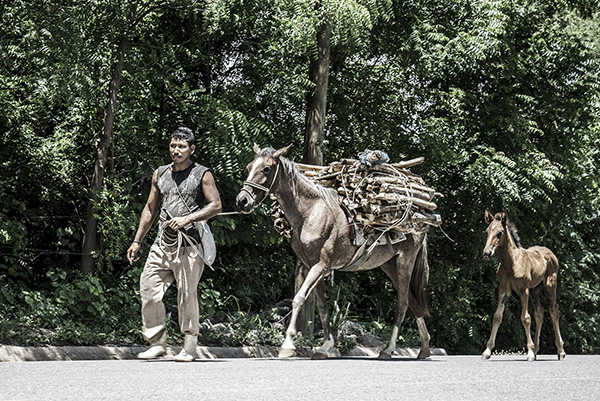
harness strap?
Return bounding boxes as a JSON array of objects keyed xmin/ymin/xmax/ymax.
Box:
[
  {"xmin": 338, "ymin": 240, "xmax": 370, "ymax": 272},
  {"xmin": 240, "ymin": 162, "xmax": 280, "ymax": 208}
]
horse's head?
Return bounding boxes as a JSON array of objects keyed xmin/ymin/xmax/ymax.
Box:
[
  {"xmin": 236, "ymin": 143, "xmax": 291, "ymax": 213},
  {"xmin": 483, "ymin": 209, "xmax": 508, "ymax": 260}
]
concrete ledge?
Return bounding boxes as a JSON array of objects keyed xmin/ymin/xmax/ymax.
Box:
[
  {"xmin": 347, "ymin": 346, "xmax": 447, "ymax": 358},
  {"xmin": 0, "ymin": 344, "xmax": 446, "ymax": 362},
  {"xmin": 0, "ymin": 345, "xmax": 279, "ymax": 362}
]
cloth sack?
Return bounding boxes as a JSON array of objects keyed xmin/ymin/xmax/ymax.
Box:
[{"xmin": 195, "ymin": 220, "xmax": 216, "ymax": 266}]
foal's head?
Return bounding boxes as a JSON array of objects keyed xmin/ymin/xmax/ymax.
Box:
[
  {"xmin": 483, "ymin": 209, "xmax": 521, "ymax": 260},
  {"xmin": 236, "ymin": 144, "xmax": 291, "ymax": 213}
]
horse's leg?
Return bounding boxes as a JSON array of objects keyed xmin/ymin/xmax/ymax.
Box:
[
  {"xmin": 378, "ymin": 297, "xmax": 409, "ymax": 359},
  {"xmin": 482, "ymin": 287, "xmax": 511, "ymax": 360},
  {"xmin": 415, "ymin": 316, "xmax": 431, "ymax": 359},
  {"xmin": 378, "ymin": 258, "xmax": 412, "ymax": 360},
  {"xmin": 312, "ymin": 279, "xmax": 334, "ymax": 360},
  {"xmin": 411, "ymin": 240, "xmax": 431, "ymax": 359},
  {"xmin": 546, "ymin": 274, "xmax": 566, "ymax": 360},
  {"xmin": 279, "ymin": 263, "xmax": 327, "ymax": 358},
  {"xmin": 531, "ymin": 285, "xmax": 544, "ymax": 357},
  {"xmin": 517, "ymin": 288, "xmax": 536, "ymax": 362},
  {"xmin": 406, "ymin": 278, "xmax": 431, "ymax": 359}
]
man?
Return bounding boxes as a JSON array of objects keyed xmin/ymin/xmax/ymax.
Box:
[{"xmin": 127, "ymin": 127, "xmax": 222, "ymax": 362}]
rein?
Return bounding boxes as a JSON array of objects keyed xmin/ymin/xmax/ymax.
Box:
[{"xmin": 238, "ymin": 161, "xmax": 280, "ymax": 209}]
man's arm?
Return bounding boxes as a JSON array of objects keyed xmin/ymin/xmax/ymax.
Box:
[
  {"xmin": 166, "ymin": 170, "xmax": 222, "ymax": 232},
  {"xmin": 127, "ymin": 169, "xmax": 161, "ymax": 263}
]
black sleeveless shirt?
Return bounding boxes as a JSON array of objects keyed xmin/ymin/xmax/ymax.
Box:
[{"xmin": 153, "ymin": 161, "xmax": 210, "ymax": 245}]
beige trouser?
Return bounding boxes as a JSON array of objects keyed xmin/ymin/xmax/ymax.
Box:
[{"xmin": 140, "ymin": 243, "xmax": 204, "ymax": 345}]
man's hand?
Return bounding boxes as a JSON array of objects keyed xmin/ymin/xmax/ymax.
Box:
[
  {"xmin": 127, "ymin": 242, "xmax": 141, "ymax": 263},
  {"xmin": 167, "ymin": 216, "xmax": 191, "ymax": 231}
]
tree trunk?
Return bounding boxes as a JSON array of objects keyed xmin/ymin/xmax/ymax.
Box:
[
  {"xmin": 80, "ymin": 36, "xmax": 129, "ymax": 274},
  {"xmin": 303, "ymin": 21, "xmax": 331, "ymax": 166},
  {"xmin": 296, "ymin": 19, "xmax": 332, "ymax": 336}
]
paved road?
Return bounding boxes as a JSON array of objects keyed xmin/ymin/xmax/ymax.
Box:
[{"xmin": 2, "ymin": 355, "xmax": 599, "ymax": 401}]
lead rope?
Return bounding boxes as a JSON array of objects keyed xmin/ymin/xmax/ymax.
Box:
[
  {"xmin": 159, "ymin": 185, "xmax": 215, "ymax": 269},
  {"xmin": 157, "ymin": 221, "xmax": 209, "ymax": 267}
]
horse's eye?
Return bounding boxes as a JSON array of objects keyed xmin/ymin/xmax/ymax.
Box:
[
  {"xmin": 496, "ymin": 231, "xmax": 503, "ymax": 238},
  {"xmin": 263, "ymin": 166, "xmax": 271, "ymax": 175}
]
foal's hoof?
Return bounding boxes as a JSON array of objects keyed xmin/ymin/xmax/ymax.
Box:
[
  {"xmin": 417, "ymin": 349, "xmax": 431, "ymax": 360},
  {"xmin": 278, "ymin": 348, "xmax": 296, "ymax": 358},
  {"xmin": 311, "ymin": 351, "xmax": 328, "ymax": 360},
  {"xmin": 377, "ymin": 351, "xmax": 392, "ymax": 360}
]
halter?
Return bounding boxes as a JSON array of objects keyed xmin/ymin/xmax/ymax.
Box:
[{"xmin": 239, "ymin": 160, "xmax": 281, "ymax": 209}]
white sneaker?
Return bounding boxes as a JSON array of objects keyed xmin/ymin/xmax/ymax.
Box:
[
  {"xmin": 137, "ymin": 344, "xmax": 167, "ymax": 359},
  {"xmin": 173, "ymin": 348, "xmax": 196, "ymax": 362},
  {"xmin": 174, "ymin": 335, "xmax": 197, "ymax": 362}
]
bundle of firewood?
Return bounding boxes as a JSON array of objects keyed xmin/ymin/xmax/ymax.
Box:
[{"xmin": 271, "ymin": 156, "xmax": 442, "ymax": 238}]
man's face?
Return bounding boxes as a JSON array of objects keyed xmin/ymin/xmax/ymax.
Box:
[{"xmin": 169, "ymin": 138, "xmax": 194, "ymax": 164}]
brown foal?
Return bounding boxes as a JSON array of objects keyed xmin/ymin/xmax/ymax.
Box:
[{"xmin": 482, "ymin": 209, "xmax": 565, "ymax": 361}]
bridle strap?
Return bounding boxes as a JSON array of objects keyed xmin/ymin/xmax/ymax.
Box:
[{"xmin": 240, "ymin": 161, "xmax": 280, "ymax": 208}]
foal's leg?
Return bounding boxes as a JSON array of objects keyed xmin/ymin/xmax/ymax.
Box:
[
  {"xmin": 482, "ymin": 288, "xmax": 511, "ymax": 360},
  {"xmin": 517, "ymin": 288, "xmax": 536, "ymax": 362},
  {"xmin": 531, "ymin": 286, "xmax": 544, "ymax": 357},
  {"xmin": 546, "ymin": 274, "xmax": 566, "ymax": 360},
  {"xmin": 312, "ymin": 279, "xmax": 335, "ymax": 360},
  {"xmin": 279, "ymin": 263, "xmax": 327, "ymax": 358}
]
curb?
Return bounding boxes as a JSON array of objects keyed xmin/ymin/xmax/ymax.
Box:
[{"xmin": 0, "ymin": 344, "xmax": 446, "ymax": 362}]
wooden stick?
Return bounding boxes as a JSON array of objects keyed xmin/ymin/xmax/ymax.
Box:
[
  {"xmin": 375, "ymin": 193, "xmax": 437, "ymax": 211},
  {"xmin": 411, "ymin": 212, "xmax": 443, "ymax": 226},
  {"xmin": 381, "ymin": 184, "xmax": 435, "ymax": 201},
  {"xmin": 297, "ymin": 163, "xmax": 327, "ymax": 171},
  {"xmin": 390, "ymin": 157, "xmax": 425, "ymax": 169}
]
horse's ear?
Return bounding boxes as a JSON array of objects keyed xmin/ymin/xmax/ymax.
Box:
[
  {"xmin": 484, "ymin": 209, "xmax": 494, "ymax": 224},
  {"xmin": 500, "ymin": 210, "xmax": 508, "ymax": 225},
  {"xmin": 253, "ymin": 143, "xmax": 261, "ymax": 155},
  {"xmin": 273, "ymin": 144, "xmax": 292, "ymax": 159}
]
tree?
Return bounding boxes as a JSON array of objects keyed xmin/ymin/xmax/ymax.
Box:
[
  {"xmin": 81, "ymin": 1, "xmax": 192, "ymax": 274},
  {"xmin": 1, "ymin": 0, "xmax": 599, "ymax": 354}
]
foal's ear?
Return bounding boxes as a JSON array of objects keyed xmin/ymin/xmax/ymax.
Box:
[
  {"xmin": 500, "ymin": 210, "xmax": 508, "ymax": 225},
  {"xmin": 484, "ymin": 209, "xmax": 494, "ymax": 224},
  {"xmin": 273, "ymin": 144, "xmax": 292, "ymax": 159},
  {"xmin": 253, "ymin": 143, "xmax": 261, "ymax": 155}
]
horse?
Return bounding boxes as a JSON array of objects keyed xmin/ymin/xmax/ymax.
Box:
[
  {"xmin": 482, "ymin": 209, "xmax": 566, "ymax": 361},
  {"xmin": 236, "ymin": 144, "xmax": 432, "ymax": 360}
]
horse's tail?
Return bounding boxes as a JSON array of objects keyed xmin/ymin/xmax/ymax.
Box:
[{"xmin": 410, "ymin": 236, "xmax": 430, "ymax": 318}]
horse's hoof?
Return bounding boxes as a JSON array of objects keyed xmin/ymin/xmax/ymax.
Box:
[
  {"xmin": 558, "ymin": 352, "xmax": 566, "ymax": 361},
  {"xmin": 278, "ymin": 348, "xmax": 296, "ymax": 358},
  {"xmin": 311, "ymin": 351, "xmax": 328, "ymax": 360},
  {"xmin": 527, "ymin": 356, "xmax": 535, "ymax": 362},
  {"xmin": 377, "ymin": 351, "xmax": 392, "ymax": 360},
  {"xmin": 417, "ymin": 349, "xmax": 431, "ymax": 360},
  {"xmin": 481, "ymin": 353, "xmax": 491, "ymax": 360}
]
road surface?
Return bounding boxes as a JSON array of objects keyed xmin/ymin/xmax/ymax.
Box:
[{"xmin": 1, "ymin": 354, "xmax": 599, "ymax": 400}]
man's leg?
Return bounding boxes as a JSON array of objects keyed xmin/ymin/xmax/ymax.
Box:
[
  {"xmin": 172, "ymin": 246, "xmax": 204, "ymax": 362},
  {"xmin": 138, "ymin": 244, "xmax": 175, "ymax": 359}
]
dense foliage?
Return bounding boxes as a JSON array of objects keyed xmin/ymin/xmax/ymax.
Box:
[{"xmin": 1, "ymin": 0, "xmax": 598, "ymax": 354}]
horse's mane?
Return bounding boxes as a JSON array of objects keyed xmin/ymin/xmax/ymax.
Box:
[
  {"xmin": 259, "ymin": 147, "xmax": 339, "ymax": 211},
  {"xmin": 494, "ymin": 213, "xmax": 522, "ymax": 248}
]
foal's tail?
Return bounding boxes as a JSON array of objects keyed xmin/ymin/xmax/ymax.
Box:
[{"xmin": 410, "ymin": 236, "xmax": 430, "ymax": 318}]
